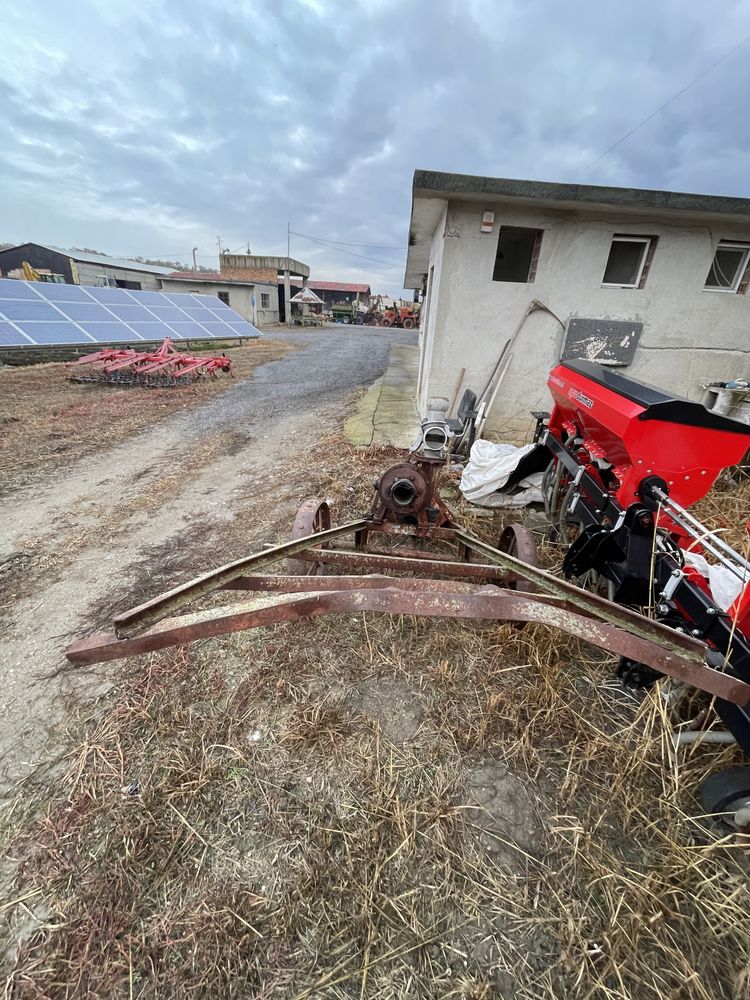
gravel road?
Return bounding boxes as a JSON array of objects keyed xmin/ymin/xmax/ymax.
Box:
[{"xmin": 0, "ymin": 325, "xmax": 415, "ymax": 787}]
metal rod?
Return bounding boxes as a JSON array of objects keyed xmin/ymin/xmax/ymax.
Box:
[
  {"xmin": 651, "ymin": 487, "xmax": 750, "ymax": 579},
  {"xmin": 66, "ymin": 586, "xmax": 749, "ymax": 703},
  {"xmin": 113, "ymin": 518, "xmax": 370, "ymax": 637}
]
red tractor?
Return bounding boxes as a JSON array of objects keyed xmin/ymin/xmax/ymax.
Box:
[{"xmin": 379, "ymin": 304, "xmax": 419, "ymax": 329}]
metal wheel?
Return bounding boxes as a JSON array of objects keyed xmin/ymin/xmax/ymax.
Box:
[
  {"xmin": 700, "ymin": 766, "xmax": 750, "ymax": 833},
  {"xmin": 285, "ymin": 499, "xmax": 331, "ymax": 575},
  {"xmin": 499, "ymin": 524, "xmax": 538, "ymax": 594}
]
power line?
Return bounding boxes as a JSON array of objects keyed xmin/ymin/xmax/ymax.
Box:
[
  {"xmin": 583, "ymin": 32, "xmax": 750, "ymax": 173},
  {"xmin": 291, "ymin": 229, "xmax": 407, "ymax": 250},
  {"xmin": 291, "ymin": 231, "xmax": 403, "ymax": 268}
]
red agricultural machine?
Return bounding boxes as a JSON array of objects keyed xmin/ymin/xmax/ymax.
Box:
[
  {"xmin": 65, "ymin": 337, "xmax": 232, "ymax": 388},
  {"xmin": 66, "ymin": 360, "xmax": 750, "ymax": 825}
]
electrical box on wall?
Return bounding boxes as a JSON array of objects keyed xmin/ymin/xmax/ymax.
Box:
[{"xmin": 480, "ymin": 211, "xmax": 495, "ymax": 234}]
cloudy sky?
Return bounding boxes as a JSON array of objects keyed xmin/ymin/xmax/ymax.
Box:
[{"xmin": 1, "ymin": 0, "xmax": 749, "ymax": 295}]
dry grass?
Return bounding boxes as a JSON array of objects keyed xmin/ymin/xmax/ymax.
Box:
[
  {"xmin": 0, "ymin": 340, "xmax": 295, "ymax": 496},
  {"xmin": 3, "ymin": 443, "xmax": 750, "ymax": 998}
]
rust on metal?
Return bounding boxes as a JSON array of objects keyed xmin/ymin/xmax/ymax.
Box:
[
  {"xmin": 66, "ymin": 451, "xmax": 750, "ymax": 715},
  {"xmin": 65, "ymin": 583, "xmax": 750, "ymax": 705},
  {"xmin": 113, "ymin": 518, "xmax": 370, "ymax": 637},
  {"xmin": 294, "ymin": 547, "xmax": 514, "ymax": 581}
]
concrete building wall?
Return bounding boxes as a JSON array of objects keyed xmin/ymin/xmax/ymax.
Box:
[
  {"xmin": 158, "ymin": 278, "xmax": 279, "ymax": 326},
  {"xmin": 421, "ymin": 200, "xmax": 750, "ymax": 440},
  {"xmin": 417, "ymin": 203, "xmax": 448, "ymax": 408}
]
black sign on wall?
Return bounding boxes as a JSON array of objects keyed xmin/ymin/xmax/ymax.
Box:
[{"xmin": 561, "ymin": 318, "xmax": 643, "ymax": 367}]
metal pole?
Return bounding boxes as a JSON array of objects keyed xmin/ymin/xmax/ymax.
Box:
[{"xmin": 285, "ymin": 221, "xmax": 292, "ymax": 327}]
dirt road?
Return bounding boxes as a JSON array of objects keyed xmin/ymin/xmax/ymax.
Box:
[{"xmin": 0, "ymin": 327, "xmax": 413, "ymax": 789}]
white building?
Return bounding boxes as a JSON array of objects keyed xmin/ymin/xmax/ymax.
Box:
[
  {"xmin": 404, "ymin": 170, "xmax": 750, "ymax": 439},
  {"xmin": 159, "ymin": 271, "xmax": 279, "ymax": 326}
]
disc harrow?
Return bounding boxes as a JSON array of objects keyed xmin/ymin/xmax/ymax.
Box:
[{"xmin": 66, "ymin": 337, "xmax": 232, "ymax": 388}]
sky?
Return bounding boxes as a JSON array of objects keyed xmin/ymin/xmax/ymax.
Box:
[{"xmin": 1, "ymin": 0, "xmax": 750, "ymax": 296}]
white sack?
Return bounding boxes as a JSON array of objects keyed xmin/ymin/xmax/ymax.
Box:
[
  {"xmin": 682, "ymin": 551, "xmax": 744, "ymax": 612},
  {"xmin": 460, "ymin": 440, "xmax": 538, "ymax": 508}
]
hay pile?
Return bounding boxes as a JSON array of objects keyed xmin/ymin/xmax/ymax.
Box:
[{"xmin": 2, "ymin": 446, "xmax": 750, "ymax": 998}]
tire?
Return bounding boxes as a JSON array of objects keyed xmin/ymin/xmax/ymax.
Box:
[
  {"xmin": 341, "ymin": 316, "xmax": 351, "ymax": 324},
  {"xmin": 354, "ymin": 314, "xmax": 365, "ymax": 325},
  {"xmin": 700, "ymin": 766, "xmax": 750, "ymax": 830},
  {"xmin": 402, "ymin": 317, "xmax": 415, "ymax": 330},
  {"xmin": 381, "ymin": 317, "xmax": 393, "ymax": 328}
]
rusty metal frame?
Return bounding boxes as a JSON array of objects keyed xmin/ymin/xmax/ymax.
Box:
[{"xmin": 65, "ymin": 514, "xmax": 750, "ymax": 707}]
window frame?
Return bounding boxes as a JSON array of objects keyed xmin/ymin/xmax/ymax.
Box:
[
  {"xmin": 217, "ymin": 290, "xmax": 230, "ymax": 305},
  {"xmin": 703, "ymin": 241, "xmax": 750, "ymax": 294},
  {"xmin": 601, "ymin": 235, "xmax": 652, "ymax": 289},
  {"xmin": 491, "ymin": 226, "xmax": 543, "ymax": 284},
  {"xmin": 260, "ymin": 292, "xmax": 271, "ymax": 309}
]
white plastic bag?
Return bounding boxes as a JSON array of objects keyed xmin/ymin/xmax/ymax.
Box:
[
  {"xmin": 460, "ymin": 440, "xmax": 538, "ymax": 508},
  {"xmin": 683, "ymin": 551, "xmax": 743, "ymax": 611}
]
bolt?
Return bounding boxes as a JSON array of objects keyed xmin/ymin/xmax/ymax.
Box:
[{"xmin": 691, "ymin": 629, "xmax": 702, "ymax": 637}]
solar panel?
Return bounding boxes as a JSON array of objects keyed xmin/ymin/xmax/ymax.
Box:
[
  {"xmin": 200, "ymin": 322, "xmax": 234, "ymax": 337},
  {"xmin": 17, "ymin": 322, "xmax": 95, "ymax": 344},
  {"xmin": 0, "ymin": 280, "xmax": 43, "ymax": 299},
  {"xmin": 0, "ymin": 322, "xmax": 31, "ymax": 345},
  {"xmin": 62, "ymin": 303, "xmax": 118, "ymax": 322},
  {"xmin": 0, "ymin": 277, "xmax": 262, "ymax": 347},
  {"xmin": 0, "ymin": 299, "xmax": 61, "ymax": 321},
  {"xmin": 34, "ymin": 283, "xmax": 93, "ymax": 302},
  {"xmin": 77, "ymin": 322, "xmax": 142, "ymax": 341},
  {"xmin": 169, "ymin": 322, "xmax": 214, "ymax": 338},
  {"xmin": 105, "ymin": 304, "xmax": 156, "ymax": 322}
]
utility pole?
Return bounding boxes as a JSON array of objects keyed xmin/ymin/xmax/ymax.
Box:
[
  {"xmin": 192, "ymin": 246, "xmax": 198, "ymax": 271},
  {"xmin": 284, "ymin": 221, "xmax": 292, "ymax": 327},
  {"xmin": 216, "ymin": 235, "xmax": 223, "ymax": 259}
]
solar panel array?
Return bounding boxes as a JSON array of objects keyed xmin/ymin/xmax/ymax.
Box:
[{"xmin": 0, "ymin": 278, "xmax": 262, "ymax": 347}]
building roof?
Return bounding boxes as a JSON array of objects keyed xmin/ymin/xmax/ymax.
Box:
[
  {"xmin": 276, "ymin": 279, "xmax": 371, "ymax": 294},
  {"xmin": 404, "ymin": 169, "xmax": 750, "ymax": 288},
  {"xmin": 0, "ymin": 243, "xmax": 175, "ymax": 274},
  {"xmin": 310, "ymin": 280, "xmax": 371, "ymax": 294}
]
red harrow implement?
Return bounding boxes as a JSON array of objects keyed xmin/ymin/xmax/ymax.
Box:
[
  {"xmin": 66, "ymin": 337, "xmax": 232, "ymax": 387},
  {"xmin": 67, "ymin": 361, "xmax": 750, "ymax": 823}
]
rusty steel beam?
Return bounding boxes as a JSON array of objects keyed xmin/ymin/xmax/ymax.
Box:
[
  {"xmin": 221, "ymin": 575, "xmax": 487, "ymax": 594},
  {"xmin": 113, "ymin": 519, "xmax": 370, "ymax": 637},
  {"xmin": 368, "ymin": 522, "xmax": 460, "ymax": 541},
  {"xmin": 293, "ymin": 548, "xmax": 513, "ymax": 581},
  {"xmin": 452, "ymin": 528, "xmax": 710, "ymax": 661},
  {"xmin": 65, "ymin": 585, "xmax": 750, "ymax": 705}
]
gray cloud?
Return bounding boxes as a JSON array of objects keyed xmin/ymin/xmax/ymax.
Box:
[{"xmin": 1, "ymin": 0, "xmax": 749, "ymax": 294}]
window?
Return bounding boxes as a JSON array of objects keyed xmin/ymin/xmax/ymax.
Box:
[
  {"xmin": 261, "ymin": 292, "xmax": 270, "ymax": 309},
  {"xmin": 492, "ymin": 227, "xmax": 543, "ymax": 283},
  {"xmin": 218, "ymin": 291, "xmax": 230, "ymax": 305},
  {"xmin": 704, "ymin": 242, "xmax": 750, "ymax": 293},
  {"xmin": 601, "ymin": 236, "xmax": 653, "ymax": 288}
]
